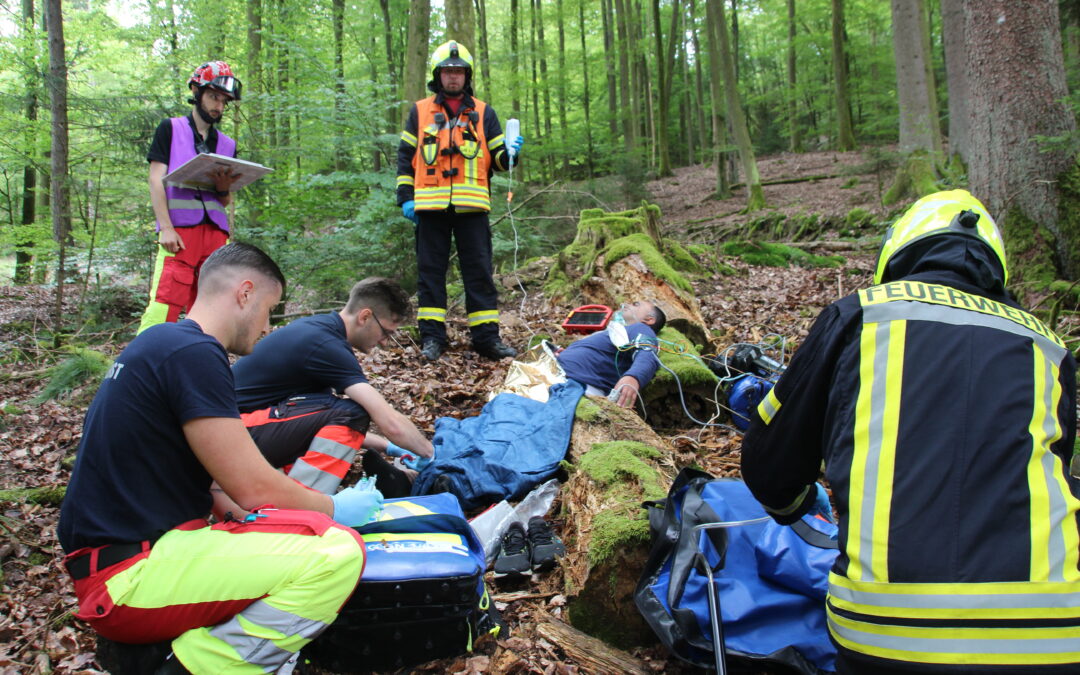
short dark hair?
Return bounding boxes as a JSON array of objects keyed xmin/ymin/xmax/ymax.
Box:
[
  {"xmin": 344, "ymin": 277, "xmax": 412, "ymax": 321},
  {"xmin": 649, "ymin": 304, "xmax": 667, "ymax": 335},
  {"xmin": 198, "ymin": 243, "xmax": 286, "ymax": 294}
]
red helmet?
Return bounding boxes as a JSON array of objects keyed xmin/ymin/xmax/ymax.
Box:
[{"xmin": 188, "ymin": 61, "xmax": 242, "ymax": 101}]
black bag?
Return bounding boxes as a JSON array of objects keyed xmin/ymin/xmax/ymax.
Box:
[{"xmin": 306, "ymin": 494, "xmax": 502, "ymax": 673}]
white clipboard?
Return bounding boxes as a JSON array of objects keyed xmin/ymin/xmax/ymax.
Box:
[{"xmin": 163, "ymin": 153, "xmax": 273, "ymax": 191}]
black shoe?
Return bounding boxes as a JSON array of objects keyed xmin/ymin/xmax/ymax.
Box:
[
  {"xmin": 474, "ymin": 339, "xmax": 517, "ymax": 360},
  {"xmin": 421, "ymin": 340, "xmax": 444, "ymax": 361},
  {"xmin": 493, "ymin": 521, "xmax": 531, "ymax": 578},
  {"xmin": 527, "ymin": 516, "xmax": 566, "ymax": 574},
  {"xmin": 96, "ymin": 636, "xmax": 173, "ymax": 675}
]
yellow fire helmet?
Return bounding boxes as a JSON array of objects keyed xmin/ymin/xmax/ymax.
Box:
[
  {"xmin": 429, "ymin": 40, "xmax": 474, "ymax": 78},
  {"xmin": 874, "ymin": 189, "xmax": 1007, "ymax": 285}
]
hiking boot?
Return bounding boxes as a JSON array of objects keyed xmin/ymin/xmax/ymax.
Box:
[
  {"xmin": 421, "ymin": 340, "xmax": 444, "ymax": 361},
  {"xmin": 474, "ymin": 339, "xmax": 517, "ymax": 361},
  {"xmin": 527, "ymin": 516, "xmax": 566, "ymax": 574},
  {"xmin": 493, "ymin": 521, "xmax": 531, "ymax": 578}
]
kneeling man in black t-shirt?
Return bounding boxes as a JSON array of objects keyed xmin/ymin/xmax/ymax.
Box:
[{"xmin": 233, "ymin": 277, "xmax": 433, "ymax": 499}]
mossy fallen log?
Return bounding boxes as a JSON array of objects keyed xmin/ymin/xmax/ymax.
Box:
[
  {"xmin": 535, "ymin": 397, "xmax": 678, "ymax": 650},
  {"xmin": 0, "ymin": 486, "xmax": 67, "ymax": 505}
]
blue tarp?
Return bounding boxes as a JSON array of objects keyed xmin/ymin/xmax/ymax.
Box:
[{"xmin": 411, "ymin": 380, "xmax": 584, "ymax": 510}]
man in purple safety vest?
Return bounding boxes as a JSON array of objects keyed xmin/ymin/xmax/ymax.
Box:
[{"xmin": 137, "ymin": 61, "xmax": 243, "ymax": 334}]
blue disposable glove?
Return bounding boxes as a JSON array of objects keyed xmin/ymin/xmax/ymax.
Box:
[
  {"xmin": 811, "ymin": 483, "xmax": 834, "ymax": 523},
  {"xmin": 401, "ymin": 200, "xmax": 419, "ymax": 224},
  {"xmin": 384, "ymin": 441, "xmax": 409, "ymax": 458},
  {"xmin": 331, "ymin": 486, "xmax": 385, "ymax": 526},
  {"xmin": 403, "ymin": 452, "xmax": 433, "ymax": 472},
  {"xmin": 508, "ymin": 136, "xmax": 524, "ymax": 166}
]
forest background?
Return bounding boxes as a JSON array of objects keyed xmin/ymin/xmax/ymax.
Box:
[{"xmin": 4, "ymin": 0, "xmax": 1080, "ymax": 320}]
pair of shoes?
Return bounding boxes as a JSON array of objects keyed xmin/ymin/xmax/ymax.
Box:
[
  {"xmin": 421, "ymin": 340, "xmax": 445, "ymax": 361},
  {"xmin": 474, "ymin": 339, "xmax": 517, "ymax": 360},
  {"xmin": 492, "ymin": 517, "xmax": 566, "ymax": 578}
]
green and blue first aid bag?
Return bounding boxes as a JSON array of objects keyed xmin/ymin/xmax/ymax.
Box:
[{"xmin": 634, "ymin": 469, "xmax": 839, "ymax": 674}]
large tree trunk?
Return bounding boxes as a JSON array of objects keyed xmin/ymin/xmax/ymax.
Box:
[
  {"xmin": 708, "ymin": 0, "xmax": 763, "ymax": 210},
  {"xmin": 444, "ymin": 0, "xmax": 475, "ymax": 49},
  {"xmin": 964, "ymin": 0, "xmax": 1078, "ymax": 280},
  {"xmin": 402, "ymin": 0, "xmax": 431, "ymax": 118},
  {"xmin": 786, "ymin": 0, "xmax": 802, "ymax": 152},
  {"xmin": 651, "ymin": 0, "xmax": 680, "ymax": 177},
  {"xmin": 615, "ymin": 0, "xmax": 635, "ymax": 151},
  {"xmin": 689, "ymin": 0, "xmax": 709, "ymax": 164},
  {"xmin": 45, "ymin": 0, "xmax": 70, "ymax": 329},
  {"xmin": 831, "ymin": 0, "xmax": 856, "ymax": 150},
  {"xmin": 332, "ymin": 0, "xmax": 349, "ymax": 171},
  {"xmin": 556, "ymin": 0, "xmax": 570, "ymax": 175},
  {"xmin": 535, "ymin": 0, "xmax": 554, "ymax": 178},
  {"xmin": 891, "ymin": 0, "xmax": 941, "ymax": 155},
  {"xmin": 940, "ymin": 0, "xmax": 968, "ymax": 163},
  {"xmin": 475, "ymin": 0, "xmax": 491, "ymax": 94}
]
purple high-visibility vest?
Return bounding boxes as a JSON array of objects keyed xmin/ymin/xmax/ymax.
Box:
[{"xmin": 161, "ymin": 117, "xmax": 236, "ymax": 233}]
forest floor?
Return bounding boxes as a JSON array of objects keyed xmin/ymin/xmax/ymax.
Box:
[{"xmin": 0, "ymin": 150, "xmax": 885, "ymax": 674}]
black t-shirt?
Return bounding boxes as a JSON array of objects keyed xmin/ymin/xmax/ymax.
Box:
[
  {"xmin": 233, "ymin": 313, "xmax": 369, "ymax": 413},
  {"xmin": 146, "ymin": 114, "xmax": 227, "ymax": 164},
  {"xmin": 58, "ymin": 320, "xmax": 239, "ymax": 552}
]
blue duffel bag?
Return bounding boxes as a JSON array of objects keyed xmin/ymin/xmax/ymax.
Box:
[{"xmin": 635, "ymin": 468, "xmax": 839, "ymax": 674}]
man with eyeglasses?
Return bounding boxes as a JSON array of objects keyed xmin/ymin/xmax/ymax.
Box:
[
  {"xmin": 137, "ymin": 61, "xmax": 244, "ymax": 335},
  {"xmin": 230, "ymin": 278, "xmax": 434, "ymax": 502}
]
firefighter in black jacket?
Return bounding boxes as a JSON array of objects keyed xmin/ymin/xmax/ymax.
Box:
[
  {"xmin": 741, "ymin": 190, "xmax": 1080, "ymax": 674},
  {"xmin": 396, "ymin": 40, "xmax": 523, "ymax": 362}
]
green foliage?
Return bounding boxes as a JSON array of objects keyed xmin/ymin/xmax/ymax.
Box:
[
  {"xmin": 651, "ymin": 327, "xmax": 718, "ymax": 391},
  {"xmin": 33, "ymin": 348, "xmax": 112, "ymax": 404},
  {"xmin": 721, "ymin": 240, "xmax": 844, "ymax": 268}
]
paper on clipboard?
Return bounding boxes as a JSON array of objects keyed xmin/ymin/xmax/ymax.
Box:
[{"xmin": 163, "ymin": 153, "xmax": 273, "ymax": 191}]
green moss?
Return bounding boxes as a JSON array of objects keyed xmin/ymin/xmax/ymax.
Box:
[
  {"xmin": 650, "ymin": 327, "xmax": 718, "ymax": 390},
  {"xmin": 0, "ymin": 486, "xmax": 67, "ymax": 506},
  {"xmin": 601, "ymin": 233, "xmax": 695, "ymax": 293},
  {"xmin": 575, "ymin": 397, "xmax": 603, "ymax": 422},
  {"xmin": 579, "ymin": 441, "xmax": 661, "ymax": 485},
  {"xmin": 688, "ymin": 244, "xmax": 711, "ymax": 257},
  {"xmin": 588, "ymin": 509, "xmax": 651, "ymax": 568},
  {"xmin": 845, "ymin": 207, "xmax": 875, "ymax": 229},
  {"xmin": 883, "ymin": 151, "xmax": 940, "ymax": 206},
  {"xmin": 721, "ymin": 240, "xmax": 843, "ymax": 269},
  {"xmin": 1002, "ymin": 207, "xmax": 1058, "ymax": 292},
  {"xmin": 527, "ymin": 334, "xmax": 552, "ymax": 350}
]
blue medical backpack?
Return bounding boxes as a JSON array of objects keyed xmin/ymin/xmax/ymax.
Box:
[
  {"xmin": 306, "ymin": 493, "xmax": 501, "ymax": 673},
  {"xmin": 635, "ymin": 469, "xmax": 839, "ymax": 674}
]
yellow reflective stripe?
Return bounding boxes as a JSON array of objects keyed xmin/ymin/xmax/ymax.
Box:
[
  {"xmin": 397, "ymin": 175, "xmax": 414, "ymax": 187},
  {"xmin": 757, "ymin": 388, "xmax": 781, "ymax": 425},
  {"xmin": 360, "ymin": 532, "xmax": 465, "ymax": 544},
  {"xmin": 468, "ymin": 310, "xmax": 499, "ymax": 326},
  {"xmin": 401, "ymin": 130, "xmax": 417, "ymax": 146},
  {"xmin": 871, "ymin": 320, "xmax": 904, "ymax": 582},
  {"xmin": 829, "ymin": 573, "xmax": 1080, "ymax": 618},
  {"xmin": 418, "ymin": 307, "xmax": 446, "ymax": 322},
  {"xmin": 848, "ymin": 324, "xmax": 876, "ymax": 582},
  {"xmin": 1028, "ymin": 345, "xmax": 1080, "ymax": 582},
  {"xmin": 765, "ymin": 484, "xmax": 811, "ymax": 517},
  {"xmin": 376, "ymin": 500, "xmax": 436, "ymax": 519},
  {"xmin": 487, "ymin": 133, "xmax": 504, "ymax": 149},
  {"xmin": 827, "ymin": 606, "xmax": 1080, "ymax": 665}
]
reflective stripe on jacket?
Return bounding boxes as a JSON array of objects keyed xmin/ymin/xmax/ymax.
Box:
[
  {"xmin": 741, "ymin": 273, "xmax": 1080, "ymax": 669},
  {"xmin": 409, "ymin": 96, "xmax": 494, "ymax": 212},
  {"xmin": 163, "ymin": 117, "xmax": 235, "ymax": 232}
]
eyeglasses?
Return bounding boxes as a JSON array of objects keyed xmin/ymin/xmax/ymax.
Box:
[{"xmin": 371, "ymin": 312, "xmax": 395, "ymax": 342}]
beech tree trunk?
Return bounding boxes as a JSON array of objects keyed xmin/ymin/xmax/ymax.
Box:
[
  {"xmin": 510, "ymin": 0, "xmax": 521, "ymax": 117},
  {"xmin": 16, "ymin": 0, "xmax": 37, "ymax": 285},
  {"xmin": 402, "ymin": 0, "xmax": 431, "ymax": 114},
  {"xmin": 704, "ymin": 0, "xmax": 731, "ymax": 198},
  {"xmin": 444, "ymin": 0, "xmax": 475, "ymax": 51},
  {"xmin": 708, "ymin": 0, "xmax": 764, "ymax": 210},
  {"xmin": 891, "ymin": 0, "xmax": 941, "ymax": 155},
  {"xmin": 601, "ymin": 0, "xmax": 619, "ymax": 139},
  {"xmin": 940, "ymin": 0, "xmax": 968, "ymax": 162},
  {"xmin": 787, "ymin": 0, "xmax": 802, "ymax": 152},
  {"xmin": 831, "ymin": 0, "xmax": 856, "ymax": 150},
  {"xmin": 615, "ymin": 0, "xmax": 635, "ymax": 150},
  {"xmin": 964, "ymin": 0, "xmax": 1078, "ymax": 278},
  {"xmin": 45, "ymin": 0, "xmax": 70, "ymax": 328},
  {"xmin": 578, "ymin": 0, "xmax": 595, "ymax": 178}
]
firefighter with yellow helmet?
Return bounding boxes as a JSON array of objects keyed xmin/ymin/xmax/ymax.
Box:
[
  {"xmin": 741, "ymin": 190, "xmax": 1080, "ymax": 674},
  {"xmin": 395, "ymin": 40, "xmax": 523, "ymax": 362}
]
